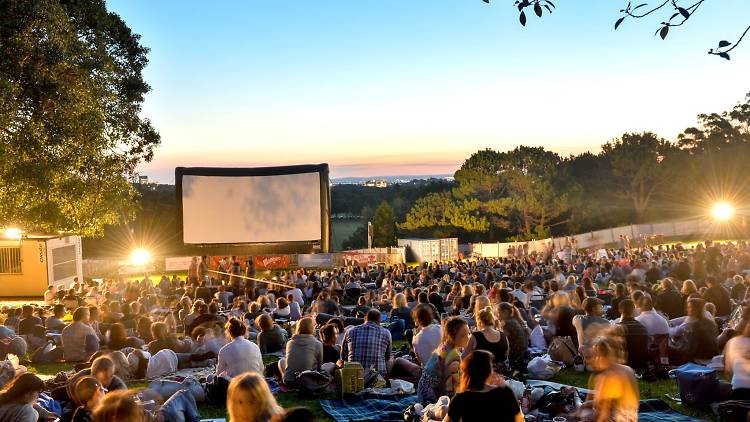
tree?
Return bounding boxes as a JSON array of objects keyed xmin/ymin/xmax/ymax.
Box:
[
  {"xmin": 402, "ymin": 146, "xmax": 574, "ymax": 241},
  {"xmin": 482, "ymin": 0, "xmax": 748, "ymax": 59},
  {"xmin": 492, "ymin": 146, "xmax": 574, "ymax": 240},
  {"xmin": 600, "ymin": 132, "xmax": 679, "ymax": 223},
  {"xmin": 0, "ymin": 0, "xmax": 159, "ymax": 236},
  {"xmin": 371, "ymin": 201, "xmax": 398, "ymax": 247}
]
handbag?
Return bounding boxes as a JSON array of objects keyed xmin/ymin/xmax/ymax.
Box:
[{"xmin": 548, "ymin": 336, "xmax": 578, "ymax": 366}]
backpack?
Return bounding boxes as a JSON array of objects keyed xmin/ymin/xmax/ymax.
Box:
[
  {"xmin": 417, "ymin": 352, "xmax": 444, "ymax": 404},
  {"xmin": 296, "ymin": 370, "xmax": 333, "ymax": 397},
  {"xmin": 669, "ymin": 363, "xmax": 721, "ymax": 407},
  {"xmin": 548, "ymin": 336, "xmax": 578, "ymax": 366}
]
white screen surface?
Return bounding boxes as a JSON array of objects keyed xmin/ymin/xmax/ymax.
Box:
[{"xmin": 181, "ymin": 172, "xmax": 322, "ymax": 244}]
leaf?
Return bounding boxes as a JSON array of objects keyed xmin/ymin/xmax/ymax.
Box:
[
  {"xmin": 545, "ymin": 0, "xmax": 555, "ymax": 8},
  {"xmin": 718, "ymin": 40, "xmax": 732, "ymax": 48},
  {"xmin": 659, "ymin": 25, "xmax": 669, "ymax": 40},
  {"xmin": 677, "ymin": 7, "xmax": 690, "ymax": 19},
  {"xmin": 519, "ymin": 10, "xmax": 527, "ymax": 26},
  {"xmin": 483, "ymin": 0, "xmax": 489, "ymax": 3},
  {"xmin": 669, "ymin": 12, "xmax": 680, "ymax": 21},
  {"xmin": 615, "ymin": 17, "xmax": 625, "ymax": 30},
  {"xmin": 633, "ymin": 3, "xmax": 647, "ymax": 10},
  {"xmin": 718, "ymin": 52, "xmax": 731, "ymax": 60},
  {"xmin": 543, "ymin": 4, "xmax": 552, "ymax": 13},
  {"xmin": 534, "ymin": 2, "xmax": 542, "ymax": 17}
]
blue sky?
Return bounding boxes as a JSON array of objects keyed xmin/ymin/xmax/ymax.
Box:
[{"xmin": 107, "ymin": 0, "xmax": 750, "ymax": 182}]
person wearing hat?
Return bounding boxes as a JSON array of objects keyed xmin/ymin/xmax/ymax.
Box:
[{"xmin": 572, "ymin": 297, "xmax": 611, "ymax": 355}]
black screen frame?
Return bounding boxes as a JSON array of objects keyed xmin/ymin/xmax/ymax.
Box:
[{"xmin": 175, "ymin": 164, "xmax": 330, "ymax": 253}]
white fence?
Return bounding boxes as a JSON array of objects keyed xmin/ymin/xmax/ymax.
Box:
[{"xmin": 469, "ymin": 217, "xmax": 739, "ymax": 258}]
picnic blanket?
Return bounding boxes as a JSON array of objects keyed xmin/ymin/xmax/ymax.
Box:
[
  {"xmin": 638, "ymin": 399, "xmax": 708, "ymax": 422},
  {"xmin": 320, "ymin": 393, "xmax": 419, "ymax": 422}
]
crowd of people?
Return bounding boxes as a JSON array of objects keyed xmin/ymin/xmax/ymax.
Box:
[{"xmin": 0, "ymin": 239, "xmax": 748, "ymax": 421}]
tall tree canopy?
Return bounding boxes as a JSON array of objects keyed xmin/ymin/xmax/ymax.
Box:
[
  {"xmin": 600, "ymin": 132, "xmax": 679, "ymax": 223},
  {"xmin": 371, "ymin": 201, "xmax": 398, "ymax": 247},
  {"xmin": 402, "ymin": 146, "xmax": 575, "ymax": 240},
  {"xmin": 0, "ymin": 0, "xmax": 159, "ymax": 236}
]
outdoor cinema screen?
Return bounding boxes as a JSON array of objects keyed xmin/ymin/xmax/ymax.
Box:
[{"xmin": 176, "ymin": 165, "xmax": 329, "ymax": 245}]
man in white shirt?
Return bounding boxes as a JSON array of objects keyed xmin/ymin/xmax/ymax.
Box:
[{"xmin": 635, "ymin": 296, "xmax": 669, "ymax": 336}]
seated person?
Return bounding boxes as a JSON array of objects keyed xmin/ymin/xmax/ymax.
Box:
[
  {"xmin": 17, "ymin": 306, "xmax": 42, "ymax": 336},
  {"xmin": 412, "ymin": 304, "xmax": 442, "ymax": 367},
  {"xmin": 46, "ymin": 304, "xmax": 67, "ymax": 332},
  {"xmin": 186, "ymin": 302, "xmax": 222, "ymax": 338},
  {"xmin": 62, "ymin": 356, "xmax": 127, "ymax": 404},
  {"xmin": 320, "ymin": 323, "xmax": 341, "ymax": 364},
  {"xmin": 147, "ymin": 321, "xmax": 193, "ymax": 354},
  {"xmin": 62, "ymin": 307, "xmax": 100, "ymax": 362},
  {"xmin": 106, "ymin": 323, "xmax": 145, "ymax": 350},
  {"xmin": 669, "ymin": 297, "xmax": 719, "ymax": 364},
  {"xmin": 71, "ymin": 376, "xmax": 105, "ymax": 422},
  {"xmin": 216, "ymin": 318, "xmax": 263, "ymax": 379},
  {"xmin": 255, "ymin": 314, "xmax": 287, "ymax": 354},
  {"xmin": 273, "ymin": 297, "xmax": 292, "ymax": 320},
  {"xmin": 0, "ymin": 373, "xmax": 46, "ymax": 422},
  {"xmin": 417, "ymin": 317, "xmax": 470, "ymax": 403},
  {"xmin": 227, "ymin": 372, "xmax": 284, "ymax": 422},
  {"xmin": 278, "ymin": 318, "xmax": 323, "ymax": 386},
  {"xmin": 616, "ymin": 299, "xmax": 649, "ymax": 368},
  {"xmin": 724, "ymin": 315, "xmax": 750, "ymax": 400},
  {"xmin": 572, "ymin": 298, "xmax": 611, "ymax": 355},
  {"xmin": 444, "ymin": 350, "xmax": 523, "ymax": 422},
  {"xmin": 286, "ymin": 294, "xmax": 302, "ymax": 321}
]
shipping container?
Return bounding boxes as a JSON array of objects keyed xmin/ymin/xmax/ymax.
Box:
[{"xmin": 397, "ymin": 238, "xmax": 459, "ymax": 263}]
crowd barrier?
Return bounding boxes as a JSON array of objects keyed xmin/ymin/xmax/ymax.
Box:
[{"xmin": 468, "ymin": 217, "xmax": 744, "ymax": 258}]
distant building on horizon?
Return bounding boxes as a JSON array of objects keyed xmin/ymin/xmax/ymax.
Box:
[{"xmin": 363, "ymin": 179, "xmax": 388, "ymax": 188}]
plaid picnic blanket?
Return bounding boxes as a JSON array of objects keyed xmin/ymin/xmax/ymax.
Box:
[
  {"xmin": 638, "ymin": 399, "xmax": 708, "ymax": 422},
  {"xmin": 320, "ymin": 394, "xmax": 419, "ymax": 422}
]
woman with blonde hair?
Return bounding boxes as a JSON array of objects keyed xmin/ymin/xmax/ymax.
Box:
[
  {"xmin": 389, "ymin": 293, "xmax": 414, "ymax": 335},
  {"xmin": 278, "ymin": 318, "xmax": 323, "ymax": 385},
  {"xmin": 681, "ymin": 280, "xmax": 698, "ymax": 298},
  {"xmin": 227, "ymin": 372, "xmax": 283, "ymax": 422},
  {"xmin": 463, "ymin": 306, "xmax": 509, "ymax": 376}
]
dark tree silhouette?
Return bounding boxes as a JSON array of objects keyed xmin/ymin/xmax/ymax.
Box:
[{"xmin": 483, "ymin": 0, "xmax": 748, "ymax": 60}]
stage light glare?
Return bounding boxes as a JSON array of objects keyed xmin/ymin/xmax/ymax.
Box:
[
  {"xmin": 711, "ymin": 202, "xmax": 735, "ymax": 221},
  {"xmin": 4, "ymin": 227, "xmax": 22, "ymax": 239},
  {"xmin": 129, "ymin": 248, "xmax": 152, "ymax": 266}
]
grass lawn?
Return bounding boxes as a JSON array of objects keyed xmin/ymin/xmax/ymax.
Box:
[{"xmin": 25, "ymin": 347, "xmax": 717, "ymax": 422}]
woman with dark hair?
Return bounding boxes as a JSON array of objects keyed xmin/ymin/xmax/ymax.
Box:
[
  {"xmin": 0, "ymin": 373, "xmax": 45, "ymax": 422},
  {"xmin": 107, "ymin": 322, "xmax": 145, "ymax": 350},
  {"xmin": 444, "ymin": 350, "xmax": 523, "ymax": 422},
  {"xmin": 669, "ymin": 297, "xmax": 719, "ymax": 364},
  {"xmin": 255, "ymin": 314, "xmax": 287, "ymax": 354},
  {"xmin": 497, "ymin": 302, "xmax": 530, "ymax": 370},
  {"xmin": 216, "ymin": 318, "xmax": 263, "ymax": 379},
  {"xmin": 607, "ymin": 283, "xmax": 627, "ymax": 320}
]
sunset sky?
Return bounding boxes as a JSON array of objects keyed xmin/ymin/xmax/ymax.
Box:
[{"xmin": 108, "ymin": 0, "xmax": 750, "ymax": 182}]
